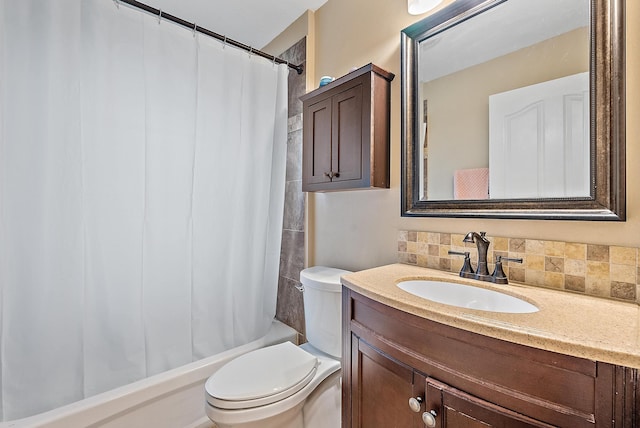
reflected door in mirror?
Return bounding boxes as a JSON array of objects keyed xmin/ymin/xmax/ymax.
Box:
[{"xmin": 489, "ymin": 72, "xmax": 590, "ymax": 199}]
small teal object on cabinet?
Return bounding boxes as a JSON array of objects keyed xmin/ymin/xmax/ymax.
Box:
[{"xmin": 319, "ymin": 76, "xmax": 334, "ymax": 87}]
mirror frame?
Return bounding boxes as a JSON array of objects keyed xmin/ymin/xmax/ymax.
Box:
[{"xmin": 401, "ymin": 0, "xmax": 625, "ymax": 220}]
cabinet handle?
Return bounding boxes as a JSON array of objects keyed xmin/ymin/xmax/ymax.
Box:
[
  {"xmin": 408, "ymin": 396, "xmax": 423, "ymax": 412},
  {"xmin": 324, "ymin": 171, "xmax": 340, "ymax": 180},
  {"xmin": 422, "ymin": 410, "xmax": 437, "ymax": 427}
]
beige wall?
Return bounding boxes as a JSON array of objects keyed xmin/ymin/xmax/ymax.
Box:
[{"xmin": 300, "ymin": 0, "xmax": 639, "ymax": 272}]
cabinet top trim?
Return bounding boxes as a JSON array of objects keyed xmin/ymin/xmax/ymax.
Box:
[{"xmin": 300, "ymin": 63, "xmax": 395, "ymax": 102}]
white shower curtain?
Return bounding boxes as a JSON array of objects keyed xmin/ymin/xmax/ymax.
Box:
[{"xmin": 0, "ymin": 0, "xmax": 288, "ymax": 420}]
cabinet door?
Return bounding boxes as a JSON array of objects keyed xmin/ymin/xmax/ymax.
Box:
[
  {"xmin": 425, "ymin": 378, "xmax": 553, "ymax": 428},
  {"xmin": 349, "ymin": 336, "xmax": 423, "ymax": 428},
  {"xmin": 303, "ymin": 97, "xmax": 333, "ymax": 186},
  {"xmin": 332, "ymin": 83, "xmax": 363, "ymax": 183}
]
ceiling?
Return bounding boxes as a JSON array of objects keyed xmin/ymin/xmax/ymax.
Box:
[{"xmin": 142, "ymin": 0, "xmax": 328, "ymax": 49}]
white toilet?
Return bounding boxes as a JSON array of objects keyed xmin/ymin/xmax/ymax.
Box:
[{"xmin": 205, "ymin": 266, "xmax": 351, "ymax": 428}]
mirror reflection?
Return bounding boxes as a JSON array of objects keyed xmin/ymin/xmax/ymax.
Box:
[{"xmin": 417, "ymin": 0, "xmax": 590, "ymax": 201}]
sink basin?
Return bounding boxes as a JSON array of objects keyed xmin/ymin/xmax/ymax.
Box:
[{"xmin": 397, "ymin": 280, "xmax": 538, "ymax": 313}]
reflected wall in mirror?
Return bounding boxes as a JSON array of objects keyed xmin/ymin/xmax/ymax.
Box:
[{"xmin": 401, "ymin": 0, "xmax": 625, "ymax": 220}]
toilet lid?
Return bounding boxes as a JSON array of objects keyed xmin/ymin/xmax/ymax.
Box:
[{"xmin": 205, "ymin": 342, "xmax": 318, "ymax": 410}]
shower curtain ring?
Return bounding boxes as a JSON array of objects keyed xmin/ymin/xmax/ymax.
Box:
[
  {"xmin": 223, "ymin": 36, "xmax": 227, "ymax": 49},
  {"xmin": 193, "ymin": 22, "xmax": 197, "ymax": 37},
  {"xmin": 249, "ymin": 47, "xmax": 253, "ymax": 57},
  {"xmin": 158, "ymin": 9, "xmax": 162, "ymax": 24}
]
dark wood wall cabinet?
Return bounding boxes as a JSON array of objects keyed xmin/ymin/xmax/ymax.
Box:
[
  {"xmin": 300, "ymin": 64, "xmax": 394, "ymax": 192},
  {"xmin": 342, "ymin": 288, "xmax": 640, "ymax": 427}
]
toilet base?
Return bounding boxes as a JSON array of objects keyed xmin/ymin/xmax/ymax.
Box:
[
  {"xmin": 210, "ymin": 401, "xmax": 304, "ymax": 428},
  {"xmin": 303, "ymin": 370, "xmax": 341, "ymax": 428}
]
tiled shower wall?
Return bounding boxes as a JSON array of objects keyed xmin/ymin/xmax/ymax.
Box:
[
  {"xmin": 276, "ymin": 38, "xmax": 306, "ymax": 336},
  {"xmin": 398, "ymin": 230, "xmax": 640, "ymax": 303}
]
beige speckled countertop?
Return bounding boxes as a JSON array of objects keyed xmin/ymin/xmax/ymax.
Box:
[{"xmin": 341, "ymin": 263, "xmax": 640, "ymax": 369}]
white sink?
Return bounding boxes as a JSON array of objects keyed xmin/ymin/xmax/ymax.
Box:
[{"xmin": 397, "ymin": 280, "xmax": 538, "ymax": 313}]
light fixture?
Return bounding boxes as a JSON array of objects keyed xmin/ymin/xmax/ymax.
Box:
[{"xmin": 407, "ymin": 0, "xmax": 444, "ymax": 15}]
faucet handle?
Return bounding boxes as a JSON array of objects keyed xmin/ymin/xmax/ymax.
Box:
[
  {"xmin": 492, "ymin": 257, "xmax": 508, "ymax": 283},
  {"xmin": 448, "ymin": 250, "xmax": 475, "ymax": 276},
  {"xmin": 497, "ymin": 256, "xmax": 523, "ymax": 264},
  {"xmin": 448, "ymin": 250, "xmax": 468, "ymax": 257},
  {"xmin": 491, "ymin": 256, "xmax": 523, "ymax": 284}
]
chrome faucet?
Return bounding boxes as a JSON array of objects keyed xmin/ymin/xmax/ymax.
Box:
[{"xmin": 448, "ymin": 231, "xmax": 522, "ymax": 284}]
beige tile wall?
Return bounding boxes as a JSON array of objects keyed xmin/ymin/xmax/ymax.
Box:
[{"xmin": 398, "ymin": 230, "xmax": 639, "ymax": 303}]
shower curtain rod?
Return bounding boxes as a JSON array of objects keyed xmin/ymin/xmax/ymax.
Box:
[{"xmin": 115, "ymin": 0, "xmax": 304, "ymax": 75}]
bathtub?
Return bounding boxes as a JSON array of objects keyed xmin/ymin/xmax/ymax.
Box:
[{"xmin": 1, "ymin": 320, "xmax": 298, "ymax": 428}]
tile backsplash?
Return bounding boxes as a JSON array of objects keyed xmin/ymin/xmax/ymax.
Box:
[{"xmin": 398, "ymin": 230, "xmax": 639, "ymax": 303}]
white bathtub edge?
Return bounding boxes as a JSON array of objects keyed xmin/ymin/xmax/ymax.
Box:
[{"xmin": 1, "ymin": 320, "xmax": 297, "ymax": 428}]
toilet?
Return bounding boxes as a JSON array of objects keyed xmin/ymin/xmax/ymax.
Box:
[{"xmin": 205, "ymin": 266, "xmax": 351, "ymax": 428}]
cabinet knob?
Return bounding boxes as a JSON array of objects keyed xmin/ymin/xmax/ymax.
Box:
[
  {"xmin": 422, "ymin": 410, "xmax": 437, "ymax": 427},
  {"xmin": 408, "ymin": 396, "xmax": 423, "ymax": 412}
]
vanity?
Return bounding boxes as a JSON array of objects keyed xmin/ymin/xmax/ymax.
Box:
[{"xmin": 341, "ymin": 264, "xmax": 640, "ymax": 427}]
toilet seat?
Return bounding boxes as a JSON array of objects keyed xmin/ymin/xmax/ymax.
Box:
[{"xmin": 205, "ymin": 342, "xmax": 318, "ymax": 410}]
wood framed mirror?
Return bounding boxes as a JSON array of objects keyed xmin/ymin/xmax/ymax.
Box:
[{"xmin": 401, "ymin": 0, "xmax": 625, "ymax": 220}]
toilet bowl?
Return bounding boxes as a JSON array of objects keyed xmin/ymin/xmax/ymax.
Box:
[{"xmin": 205, "ymin": 266, "xmax": 350, "ymax": 428}]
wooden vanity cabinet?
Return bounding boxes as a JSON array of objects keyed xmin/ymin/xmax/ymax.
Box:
[
  {"xmin": 342, "ymin": 288, "xmax": 639, "ymax": 427},
  {"xmin": 300, "ymin": 64, "xmax": 394, "ymax": 192}
]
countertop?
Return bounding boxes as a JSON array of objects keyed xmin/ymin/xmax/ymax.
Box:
[{"xmin": 341, "ymin": 263, "xmax": 640, "ymax": 369}]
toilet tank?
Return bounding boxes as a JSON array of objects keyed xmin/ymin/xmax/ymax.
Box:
[{"xmin": 300, "ymin": 266, "xmax": 352, "ymax": 359}]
